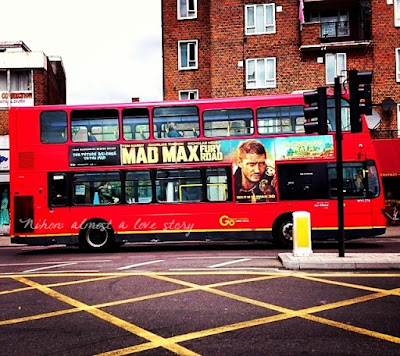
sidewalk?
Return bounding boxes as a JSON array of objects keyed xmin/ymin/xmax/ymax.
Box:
[{"xmin": 279, "ymin": 225, "xmax": 400, "ymax": 270}]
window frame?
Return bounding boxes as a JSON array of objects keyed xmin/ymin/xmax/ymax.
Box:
[
  {"xmin": 395, "ymin": 0, "xmax": 400, "ymax": 27},
  {"xmin": 40, "ymin": 110, "xmax": 68, "ymax": 144},
  {"xmin": 396, "ymin": 48, "xmax": 400, "ymax": 83},
  {"xmin": 153, "ymin": 105, "xmax": 200, "ymax": 139},
  {"xmin": 177, "ymin": 0, "xmax": 197, "ymax": 20},
  {"xmin": 122, "ymin": 108, "xmax": 150, "ymax": 141},
  {"xmin": 245, "ymin": 3, "xmax": 276, "ymax": 35},
  {"xmin": 71, "ymin": 109, "xmax": 120, "ymax": 143},
  {"xmin": 325, "ymin": 53, "xmax": 346, "ymax": 85},
  {"xmin": 72, "ymin": 172, "xmax": 122, "ymax": 206},
  {"xmin": 178, "ymin": 40, "xmax": 199, "ymax": 70},
  {"xmin": 179, "ymin": 89, "xmax": 199, "ymax": 100},
  {"xmin": 246, "ymin": 57, "xmax": 277, "ymax": 89}
]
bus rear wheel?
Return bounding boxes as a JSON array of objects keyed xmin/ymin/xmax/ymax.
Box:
[
  {"xmin": 273, "ymin": 214, "xmax": 293, "ymax": 248},
  {"xmin": 79, "ymin": 219, "xmax": 115, "ymax": 251}
]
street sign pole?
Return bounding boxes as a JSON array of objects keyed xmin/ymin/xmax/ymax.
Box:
[{"xmin": 335, "ymin": 76, "xmax": 345, "ymax": 257}]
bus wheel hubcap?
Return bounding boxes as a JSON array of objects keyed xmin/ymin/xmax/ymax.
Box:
[
  {"xmin": 86, "ymin": 227, "xmax": 108, "ymax": 248},
  {"xmin": 282, "ymin": 222, "xmax": 293, "ymax": 241}
]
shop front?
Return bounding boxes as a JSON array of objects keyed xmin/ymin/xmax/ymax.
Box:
[{"xmin": 374, "ymin": 139, "xmax": 400, "ymax": 225}]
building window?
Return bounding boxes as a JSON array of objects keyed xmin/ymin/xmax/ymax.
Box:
[
  {"xmin": 10, "ymin": 70, "xmax": 32, "ymax": 91},
  {"xmin": 179, "ymin": 90, "xmax": 199, "ymax": 100},
  {"xmin": 306, "ymin": 10, "xmax": 349, "ymax": 38},
  {"xmin": 325, "ymin": 53, "xmax": 346, "ymax": 84},
  {"xmin": 245, "ymin": 4, "xmax": 276, "ymax": 35},
  {"xmin": 178, "ymin": 40, "xmax": 198, "ymax": 70},
  {"xmin": 246, "ymin": 58, "xmax": 276, "ymax": 89},
  {"xmin": 397, "ymin": 104, "xmax": 400, "ymax": 138},
  {"xmin": 396, "ymin": 48, "xmax": 400, "ymax": 82},
  {"xmin": 395, "ymin": 0, "xmax": 400, "ymax": 27},
  {"xmin": 178, "ymin": 0, "xmax": 197, "ymax": 19},
  {"xmin": 0, "ymin": 71, "xmax": 6, "ymax": 91}
]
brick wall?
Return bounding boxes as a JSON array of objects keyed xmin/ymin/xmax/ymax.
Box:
[
  {"xmin": 371, "ymin": 0, "xmax": 400, "ymax": 131},
  {"xmin": 162, "ymin": 0, "xmax": 212, "ymax": 100},
  {"xmin": 162, "ymin": 0, "xmax": 400, "ymax": 132},
  {"xmin": 0, "ymin": 110, "xmax": 8, "ymax": 135}
]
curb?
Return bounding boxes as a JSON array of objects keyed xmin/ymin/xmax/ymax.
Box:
[{"xmin": 279, "ymin": 252, "xmax": 400, "ymax": 270}]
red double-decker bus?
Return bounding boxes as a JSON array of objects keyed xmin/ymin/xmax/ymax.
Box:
[{"xmin": 9, "ymin": 94, "xmax": 386, "ymax": 250}]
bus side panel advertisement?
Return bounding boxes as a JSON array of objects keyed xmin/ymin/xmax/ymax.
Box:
[{"xmin": 69, "ymin": 136, "xmax": 333, "ymax": 204}]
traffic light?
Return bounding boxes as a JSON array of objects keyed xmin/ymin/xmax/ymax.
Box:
[
  {"xmin": 349, "ymin": 69, "xmax": 373, "ymax": 133},
  {"xmin": 303, "ymin": 86, "xmax": 328, "ymax": 135}
]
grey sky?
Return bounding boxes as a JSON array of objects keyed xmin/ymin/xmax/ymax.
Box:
[{"xmin": 1, "ymin": 0, "xmax": 163, "ymax": 104}]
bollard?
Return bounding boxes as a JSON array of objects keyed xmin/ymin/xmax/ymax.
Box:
[{"xmin": 292, "ymin": 211, "xmax": 313, "ymax": 257}]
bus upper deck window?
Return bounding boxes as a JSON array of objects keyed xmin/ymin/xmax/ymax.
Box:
[
  {"xmin": 153, "ymin": 106, "xmax": 199, "ymax": 139},
  {"xmin": 122, "ymin": 108, "xmax": 150, "ymax": 141},
  {"xmin": 257, "ymin": 106, "xmax": 304, "ymax": 135},
  {"xmin": 40, "ymin": 111, "xmax": 68, "ymax": 143},
  {"xmin": 71, "ymin": 109, "xmax": 119, "ymax": 143},
  {"xmin": 203, "ymin": 108, "xmax": 254, "ymax": 137}
]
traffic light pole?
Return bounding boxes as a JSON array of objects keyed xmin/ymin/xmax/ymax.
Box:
[{"xmin": 334, "ymin": 76, "xmax": 345, "ymax": 257}]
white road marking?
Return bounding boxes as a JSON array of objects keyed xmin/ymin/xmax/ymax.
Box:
[
  {"xmin": 117, "ymin": 260, "xmax": 165, "ymax": 270},
  {"xmin": 23, "ymin": 262, "xmax": 77, "ymax": 273},
  {"xmin": 0, "ymin": 260, "xmax": 111, "ymax": 267},
  {"xmin": 208, "ymin": 258, "xmax": 252, "ymax": 268},
  {"xmin": 178, "ymin": 256, "xmax": 277, "ymax": 260}
]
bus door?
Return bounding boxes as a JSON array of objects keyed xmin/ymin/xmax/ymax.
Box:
[{"xmin": 328, "ymin": 161, "xmax": 380, "ymax": 229}]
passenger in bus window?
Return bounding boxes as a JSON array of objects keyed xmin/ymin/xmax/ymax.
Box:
[
  {"xmin": 99, "ymin": 183, "xmax": 117, "ymax": 204},
  {"xmin": 234, "ymin": 139, "xmax": 277, "ymax": 203},
  {"xmin": 167, "ymin": 122, "xmax": 183, "ymax": 138}
]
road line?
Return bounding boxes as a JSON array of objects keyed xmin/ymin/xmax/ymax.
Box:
[
  {"xmin": 208, "ymin": 258, "xmax": 252, "ymax": 268},
  {"xmin": 0, "ymin": 260, "xmax": 111, "ymax": 267},
  {"xmin": 178, "ymin": 256, "xmax": 277, "ymax": 260},
  {"xmin": 117, "ymin": 260, "xmax": 165, "ymax": 270},
  {"xmin": 13, "ymin": 276, "xmax": 200, "ymax": 356},
  {"xmin": 23, "ymin": 262, "xmax": 77, "ymax": 273}
]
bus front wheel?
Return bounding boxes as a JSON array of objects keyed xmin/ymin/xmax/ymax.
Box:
[
  {"xmin": 79, "ymin": 219, "xmax": 115, "ymax": 251},
  {"xmin": 273, "ymin": 214, "xmax": 293, "ymax": 248}
]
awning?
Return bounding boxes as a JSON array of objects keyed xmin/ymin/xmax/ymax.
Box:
[{"xmin": 373, "ymin": 139, "xmax": 400, "ymax": 177}]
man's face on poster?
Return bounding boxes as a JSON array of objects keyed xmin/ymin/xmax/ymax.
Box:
[{"xmin": 238, "ymin": 153, "xmax": 267, "ymax": 184}]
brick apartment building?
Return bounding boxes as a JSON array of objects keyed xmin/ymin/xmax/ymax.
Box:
[
  {"xmin": 162, "ymin": 0, "xmax": 400, "ymax": 221},
  {"xmin": 0, "ymin": 41, "xmax": 66, "ymax": 226}
]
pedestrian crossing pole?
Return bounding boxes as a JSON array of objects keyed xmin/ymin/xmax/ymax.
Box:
[{"xmin": 334, "ymin": 76, "xmax": 345, "ymax": 257}]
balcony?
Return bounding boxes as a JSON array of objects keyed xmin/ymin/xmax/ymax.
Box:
[{"xmin": 300, "ymin": 3, "xmax": 372, "ymax": 52}]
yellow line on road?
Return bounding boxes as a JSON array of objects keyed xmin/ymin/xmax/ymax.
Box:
[
  {"xmin": 1, "ymin": 272, "xmax": 399, "ymax": 355},
  {"xmin": 12, "ymin": 277, "xmax": 200, "ymax": 356}
]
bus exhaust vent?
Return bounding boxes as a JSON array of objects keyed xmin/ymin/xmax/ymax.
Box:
[{"xmin": 18, "ymin": 152, "xmax": 34, "ymax": 169}]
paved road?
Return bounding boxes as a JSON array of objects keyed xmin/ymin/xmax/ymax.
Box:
[
  {"xmin": 0, "ymin": 235, "xmax": 399, "ymax": 274},
  {"xmin": 1, "ymin": 270, "xmax": 400, "ymax": 355},
  {"xmin": 0, "ymin": 234, "xmax": 399, "ymax": 355}
]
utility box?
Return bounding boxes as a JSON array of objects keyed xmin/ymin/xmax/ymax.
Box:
[{"xmin": 292, "ymin": 211, "xmax": 313, "ymax": 257}]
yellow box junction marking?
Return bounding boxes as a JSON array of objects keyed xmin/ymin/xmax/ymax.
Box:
[{"xmin": 0, "ymin": 271, "xmax": 398, "ymax": 355}]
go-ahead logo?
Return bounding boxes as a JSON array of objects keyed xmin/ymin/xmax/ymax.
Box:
[{"xmin": 219, "ymin": 215, "xmax": 250, "ymax": 227}]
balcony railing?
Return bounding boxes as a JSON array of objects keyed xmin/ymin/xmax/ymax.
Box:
[{"xmin": 300, "ymin": 20, "xmax": 372, "ymax": 51}]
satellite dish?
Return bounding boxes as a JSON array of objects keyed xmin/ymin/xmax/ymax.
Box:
[
  {"xmin": 382, "ymin": 97, "xmax": 396, "ymax": 112},
  {"xmin": 365, "ymin": 109, "xmax": 381, "ymax": 129}
]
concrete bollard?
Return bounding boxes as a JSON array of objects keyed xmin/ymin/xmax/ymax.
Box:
[{"xmin": 292, "ymin": 211, "xmax": 313, "ymax": 257}]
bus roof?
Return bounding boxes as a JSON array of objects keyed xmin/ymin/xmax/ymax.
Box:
[{"xmin": 9, "ymin": 93, "xmax": 307, "ymax": 112}]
